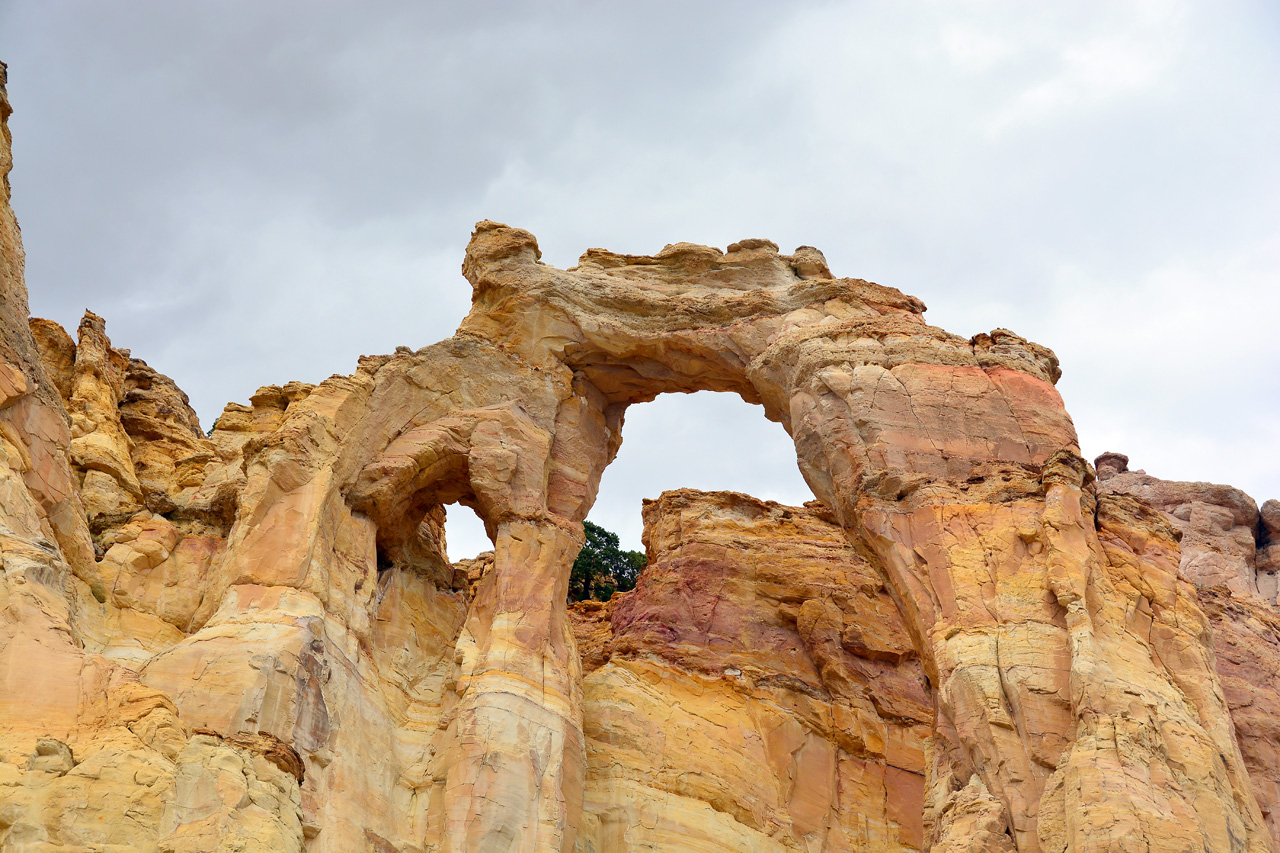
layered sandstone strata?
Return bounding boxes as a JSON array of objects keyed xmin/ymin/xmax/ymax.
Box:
[
  {"xmin": 0, "ymin": 61, "xmax": 1278, "ymax": 853},
  {"xmin": 572, "ymin": 489, "xmax": 930, "ymax": 851}
]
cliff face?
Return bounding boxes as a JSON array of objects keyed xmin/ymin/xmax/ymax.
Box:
[
  {"xmin": 572, "ymin": 489, "xmax": 930, "ymax": 851},
  {"xmin": 0, "ymin": 68, "xmax": 1277, "ymax": 853},
  {"xmin": 1096, "ymin": 454, "xmax": 1280, "ymax": 850}
]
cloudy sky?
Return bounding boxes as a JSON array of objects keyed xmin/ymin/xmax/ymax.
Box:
[{"xmin": 1, "ymin": 1, "xmax": 1277, "ymax": 556}]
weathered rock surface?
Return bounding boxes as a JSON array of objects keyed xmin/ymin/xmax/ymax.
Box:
[
  {"xmin": 1097, "ymin": 454, "xmax": 1280, "ymax": 849},
  {"xmin": 0, "ymin": 66, "xmax": 304, "ymax": 853},
  {"xmin": 0, "ymin": 63, "xmax": 1278, "ymax": 853},
  {"xmin": 572, "ymin": 489, "xmax": 929, "ymax": 851},
  {"xmin": 1097, "ymin": 451, "xmax": 1274, "ymax": 600},
  {"xmin": 1199, "ymin": 587, "xmax": 1280, "ymax": 851}
]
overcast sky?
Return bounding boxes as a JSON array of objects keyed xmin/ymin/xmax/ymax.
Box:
[{"xmin": 1, "ymin": 1, "xmax": 1277, "ymax": 556}]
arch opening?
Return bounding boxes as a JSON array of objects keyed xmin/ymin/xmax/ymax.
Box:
[
  {"xmin": 444, "ymin": 502, "xmax": 493, "ymax": 562},
  {"xmin": 587, "ymin": 389, "xmax": 816, "ymax": 553},
  {"xmin": 363, "ymin": 476, "xmax": 494, "ymax": 594}
]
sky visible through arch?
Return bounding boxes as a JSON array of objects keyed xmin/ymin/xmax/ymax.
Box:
[
  {"xmin": 446, "ymin": 391, "xmax": 810, "ymax": 558},
  {"xmin": 1, "ymin": 2, "xmax": 1278, "ymax": 557}
]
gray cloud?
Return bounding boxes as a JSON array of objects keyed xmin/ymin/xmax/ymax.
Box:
[{"xmin": 2, "ymin": 1, "xmax": 1276, "ymax": 556}]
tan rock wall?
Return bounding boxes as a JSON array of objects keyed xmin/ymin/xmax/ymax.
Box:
[
  {"xmin": 1095, "ymin": 454, "xmax": 1280, "ymax": 849},
  {"xmin": 0, "ymin": 68, "xmax": 359, "ymax": 853},
  {"xmin": 573, "ymin": 489, "xmax": 929, "ymax": 852}
]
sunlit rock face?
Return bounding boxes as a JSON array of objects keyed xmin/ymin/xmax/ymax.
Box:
[{"xmin": 0, "ymin": 66, "xmax": 1277, "ymax": 853}]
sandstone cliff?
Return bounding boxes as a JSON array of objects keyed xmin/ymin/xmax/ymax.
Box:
[
  {"xmin": 0, "ymin": 63, "xmax": 307, "ymax": 852},
  {"xmin": 1096, "ymin": 453, "xmax": 1280, "ymax": 850},
  {"xmin": 572, "ymin": 489, "xmax": 930, "ymax": 851},
  {"xmin": 0, "ymin": 64, "xmax": 1278, "ymax": 853}
]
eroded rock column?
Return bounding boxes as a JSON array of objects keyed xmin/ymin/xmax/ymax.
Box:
[{"xmin": 434, "ymin": 521, "xmax": 584, "ymax": 851}]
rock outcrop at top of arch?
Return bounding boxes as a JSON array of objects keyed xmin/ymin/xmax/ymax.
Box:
[{"xmin": 1, "ymin": 66, "xmax": 1278, "ymax": 853}]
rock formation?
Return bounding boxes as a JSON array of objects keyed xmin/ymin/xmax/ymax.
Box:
[
  {"xmin": 1096, "ymin": 452, "xmax": 1280, "ymax": 605},
  {"xmin": 569, "ymin": 488, "xmax": 931, "ymax": 851},
  {"xmin": 0, "ymin": 63, "xmax": 1278, "ymax": 853},
  {"xmin": 1097, "ymin": 454, "xmax": 1280, "ymax": 850}
]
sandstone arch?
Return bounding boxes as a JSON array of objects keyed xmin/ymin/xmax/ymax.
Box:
[
  {"xmin": 136, "ymin": 220, "xmax": 1269, "ymax": 851},
  {"xmin": 1, "ymin": 62, "xmax": 1275, "ymax": 851},
  {"xmin": 0, "ymin": 176, "xmax": 1268, "ymax": 850}
]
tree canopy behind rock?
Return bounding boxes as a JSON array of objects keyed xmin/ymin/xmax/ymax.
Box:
[{"xmin": 569, "ymin": 520, "xmax": 646, "ymax": 602}]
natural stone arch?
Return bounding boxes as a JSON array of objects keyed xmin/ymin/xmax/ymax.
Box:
[
  {"xmin": 173, "ymin": 221, "xmax": 1268, "ymax": 853},
  {"xmin": 1, "ymin": 61, "xmax": 1271, "ymax": 852},
  {"xmin": 199, "ymin": 222, "xmax": 928, "ymax": 850},
  {"xmin": 325, "ymin": 226, "xmax": 871, "ymax": 850},
  {"xmin": 335, "ymin": 222, "xmax": 1009, "ymax": 847}
]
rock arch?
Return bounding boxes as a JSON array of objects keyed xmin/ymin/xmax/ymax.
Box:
[
  {"xmin": 144, "ymin": 221, "xmax": 1268, "ymax": 852},
  {"xmin": 1, "ymin": 59, "xmax": 1273, "ymax": 850}
]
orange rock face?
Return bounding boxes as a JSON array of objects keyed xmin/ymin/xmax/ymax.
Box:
[
  {"xmin": 1097, "ymin": 453, "xmax": 1280, "ymax": 850},
  {"xmin": 572, "ymin": 489, "xmax": 930, "ymax": 851},
  {"xmin": 0, "ymin": 65, "xmax": 1278, "ymax": 853}
]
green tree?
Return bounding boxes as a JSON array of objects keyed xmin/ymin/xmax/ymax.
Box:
[{"xmin": 569, "ymin": 520, "xmax": 647, "ymax": 602}]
